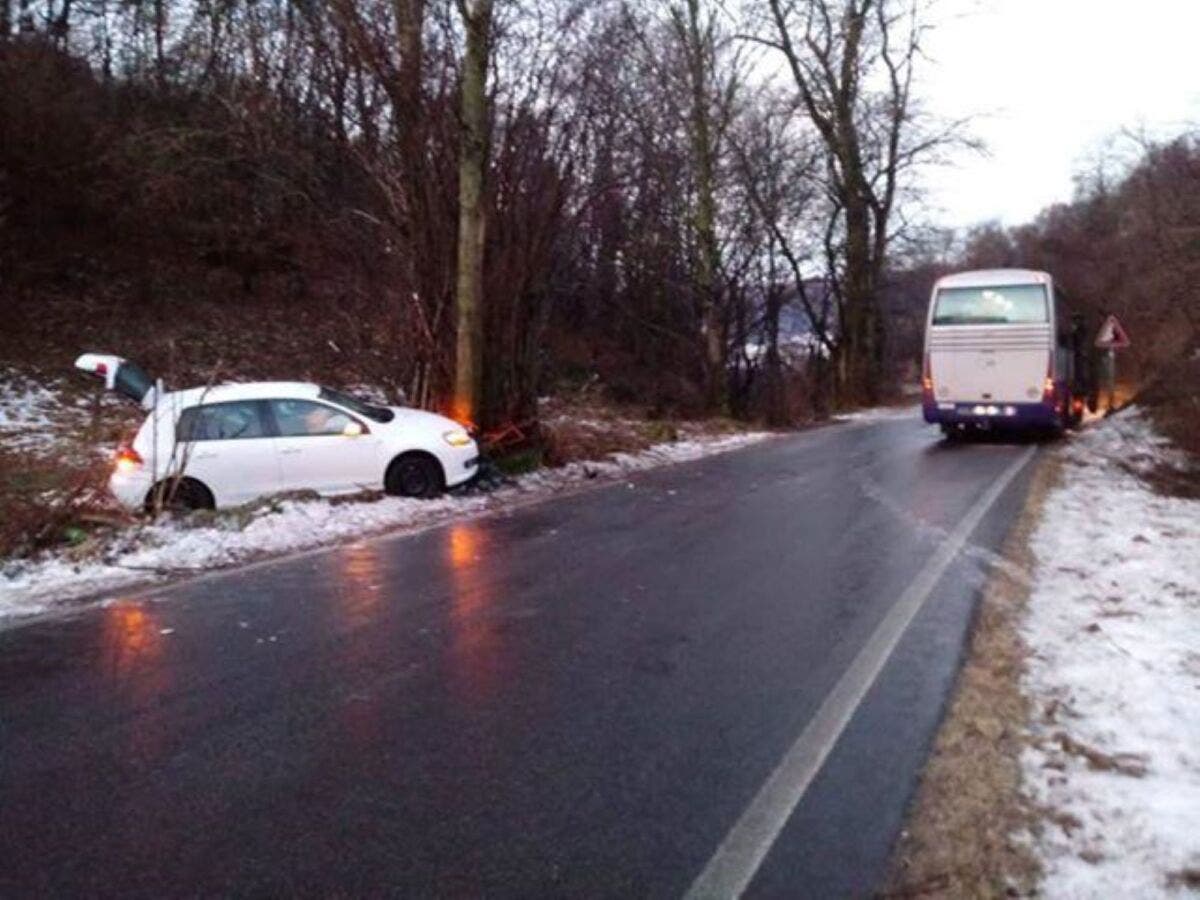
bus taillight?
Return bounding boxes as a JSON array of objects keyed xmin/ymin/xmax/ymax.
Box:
[
  {"xmin": 1042, "ymin": 357, "xmax": 1057, "ymax": 406},
  {"xmin": 922, "ymin": 352, "xmax": 934, "ymax": 400}
]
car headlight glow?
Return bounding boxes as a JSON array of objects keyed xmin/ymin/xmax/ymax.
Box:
[{"xmin": 443, "ymin": 429, "xmax": 472, "ymax": 448}]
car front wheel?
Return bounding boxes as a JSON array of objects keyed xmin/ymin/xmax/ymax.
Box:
[{"xmin": 385, "ymin": 453, "xmax": 444, "ymax": 498}]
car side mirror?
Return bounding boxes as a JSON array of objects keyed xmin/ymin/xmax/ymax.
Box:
[{"xmin": 342, "ymin": 420, "xmax": 368, "ymax": 437}]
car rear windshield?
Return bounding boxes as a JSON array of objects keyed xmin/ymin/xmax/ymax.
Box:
[
  {"xmin": 318, "ymin": 387, "xmax": 394, "ymax": 423},
  {"xmin": 932, "ymin": 284, "xmax": 1048, "ymax": 325},
  {"xmin": 114, "ymin": 360, "xmax": 154, "ymax": 403}
]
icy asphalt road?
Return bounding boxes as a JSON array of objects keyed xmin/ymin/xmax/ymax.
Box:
[{"xmin": 0, "ymin": 415, "xmax": 1039, "ymax": 898}]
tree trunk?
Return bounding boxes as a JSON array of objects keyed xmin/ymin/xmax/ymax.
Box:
[
  {"xmin": 764, "ymin": 284, "xmax": 785, "ymax": 425},
  {"xmin": 841, "ymin": 195, "xmax": 873, "ymax": 402},
  {"xmin": 395, "ymin": 0, "xmax": 424, "ymax": 124},
  {"xmin": 453, "ymin": 0, "xmax": 492, "ymax": 426},
  {"xmin": 153, "ymin": 0, "xmax": 166, "ymax": 86},
  {"xmin": 679, "ymin": 0, "xmax": 726, "ymax": 413}
]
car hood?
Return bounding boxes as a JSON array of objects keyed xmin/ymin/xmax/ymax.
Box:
[{"xmin": 376, "ymin": 406, "xmax": 467, "ymax": 437}]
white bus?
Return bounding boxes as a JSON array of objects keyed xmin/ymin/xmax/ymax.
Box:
[{"xmin": 921, "ymin": 269, "xmax": 1094, "ymax": 437}]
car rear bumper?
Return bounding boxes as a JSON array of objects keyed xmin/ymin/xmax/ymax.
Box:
[{"xmin": 922, "ymin": 399, "xmax": 1061, "ymax": 429}]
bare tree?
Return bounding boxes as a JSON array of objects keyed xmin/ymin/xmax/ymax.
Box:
[
  {"xmin": 729, "ymin": 89, "xmax": 829, "ymax": 415},
  {"xmin": 669, "ymin": 0, "xmax": 735, "ymax": 412},
  {"xmin": 752, "ymin": 0, "xmax": 941, "ymax": 403}
]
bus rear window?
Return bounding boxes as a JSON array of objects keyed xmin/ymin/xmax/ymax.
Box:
[{"xmin": 933, "ymin": 285, "xmax": 1048, "ymax": 325}]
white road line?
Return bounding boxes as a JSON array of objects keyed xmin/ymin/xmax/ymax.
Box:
[{"xmin": 683, "ymin": 445, "xmax": 1037, "ymax": 900}]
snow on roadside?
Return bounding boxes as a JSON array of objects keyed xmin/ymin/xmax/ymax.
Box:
[
  {"xmin": 1021, "ymin": 408, "xmax": 1200, "ymax": 897},
  {"xmin": 0, "ymin": 367, "xmax": 134, "ymax": 457},
  {"xmin": 0, "ymin": 370, "xmax": 62, "ymax": 451},
  {"xmin": 0, "ymin": 431, "xmax": 769, "ymax": 622},
  {"xmin": 833, "ymin": 404, "xmax": 919, "ymax": 423}
]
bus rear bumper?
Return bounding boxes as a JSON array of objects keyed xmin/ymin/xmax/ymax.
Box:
[{"xmin": 923, "ymin": 400, "xmax": 1061, "ymax": 430}]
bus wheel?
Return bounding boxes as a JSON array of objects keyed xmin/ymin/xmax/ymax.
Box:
[
  {"xmin": 1064, "ymin": 391, "xmax": 1083, "ymax": 430},
  {"xmin": 940, "ymin": 424, "xmax": 960, "ymax": 442}
]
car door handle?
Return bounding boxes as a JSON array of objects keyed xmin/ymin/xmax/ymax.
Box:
[
  {"xmin": 193, "ymin": 451, "xmax": 217, "ymax": 460},
  {"xmin": 280, "ymin": 448, "xmax": 303, "ymax": 455}
]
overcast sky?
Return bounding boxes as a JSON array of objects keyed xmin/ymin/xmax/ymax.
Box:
[{"xmin": 920, "ymin": 0, "xmax": 1200, "ymax": 229}]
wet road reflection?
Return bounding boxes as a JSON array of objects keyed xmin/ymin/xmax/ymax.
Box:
[
  {"xmin": 337, "ymin": 541, "xmax": 385, "ymax": 621},
  {"xmin": 445, "ymin": 522, "xmax": 509, "ymax": 703},
  {"xmin": 99, "ymin": 600, "xmax": 171, "ymax": 762},
  {"xmin": 334, "ymin": 542, "xmax": 387, "ymax": 746},
  {"xmin": 101, "ymin": 601, "xmax": 163, "ymax": 677}
]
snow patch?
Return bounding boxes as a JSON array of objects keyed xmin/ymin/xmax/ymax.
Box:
[
  {"xmin": 0, "ymin": 370, "xmax": 61, "ymax": 451},
  {"xmin": 0, "ymin": 368, "xmax": 134, "ymax": 457},
  {"xmin": 1021, "ymin": 409, "xmax": 1200, "ymax": 897},
  {"xmin": 833, "ymin": 404, "xmax": 920, "ymax": 424}
]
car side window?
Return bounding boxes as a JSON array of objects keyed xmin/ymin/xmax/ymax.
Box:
[
  {"xmin": 178, "ymin": 401, "xmax": 268, "ymax": 441},
  {"xmin": 270, "ymin": 400, "xmax": 355, "ymax": 437}
]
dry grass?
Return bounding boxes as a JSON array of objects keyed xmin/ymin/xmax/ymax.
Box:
[
  {"xmin": 1131, "ymin": 356, "xmax": 1200, "ymax": 498},
  {"xmin": 1050, "ymin": 732, "xmax": 1148, "ymax": 778},
  {"xmin": 1140, "ymin": 358, "xmax": 1200, "ymax": 452},
  {"xmin": 884, "ymin": 457, "xmax": 1062, "ymax": 899},
  {"xmin": 1166, "ymin": 868, "xmax": 1200, "ymax": 890},
  {"xmin": 0, "ymin": 447, "xmax": 130, "ymax": 559},
  {"xmin": 537, "ymin": 394, "xmax": 745, "ymax": 467}
]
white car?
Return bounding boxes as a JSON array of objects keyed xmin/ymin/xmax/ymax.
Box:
[{"xmin": 76, "ymin": 354, "xmax": 479, "ymax": 511}]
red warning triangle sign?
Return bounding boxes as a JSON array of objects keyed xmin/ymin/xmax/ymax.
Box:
[{"xmin": 1095, "ymin": 315, "xmax": 1131, "ymax": 349}]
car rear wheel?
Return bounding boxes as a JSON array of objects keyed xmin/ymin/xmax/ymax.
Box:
[
  {"xmin": 147, "ymin": 477, "xmax": 215, "ymax": 513},
  {"xmin": 385, "ymin": 453, "xmax": 444, "ymax": 498}
]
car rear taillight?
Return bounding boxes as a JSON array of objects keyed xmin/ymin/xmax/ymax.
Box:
[{"xmin": 114, "ymin": 446, "xmax": 143, "ymax": 473}]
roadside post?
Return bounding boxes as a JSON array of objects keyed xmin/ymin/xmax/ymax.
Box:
[{"xmin": 1094, "ymin": 315, "xmax": 1131, "ymax": 412}]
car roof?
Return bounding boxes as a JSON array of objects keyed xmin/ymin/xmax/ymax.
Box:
[
  {"xmin": 934, "ymin": 268, "xmax": 1051, "ymax": 289},
  {"xmin": 164, "ymin": 381, "xmax": 321, "ymax": 408}
]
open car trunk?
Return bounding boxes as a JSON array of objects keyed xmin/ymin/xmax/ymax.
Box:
[{"xmin": 74, "ymin": 353, "xmax": 159, "ymax": 409}]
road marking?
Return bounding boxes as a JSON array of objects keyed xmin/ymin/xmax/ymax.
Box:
[{"xmin": 683, "ymin": 445, "xmax": 1037, "ymax": 900}]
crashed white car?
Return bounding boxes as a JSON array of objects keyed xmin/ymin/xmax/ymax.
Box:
[{"xmin": 76, "ymin": 354, "xmax": 479, "ymax": 511}]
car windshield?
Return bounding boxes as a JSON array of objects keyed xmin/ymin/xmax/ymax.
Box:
[
  {"xmin": 933, "ymin": 284, "xmax": 1048, "ymax": 325},
  {"xmin": 318, "ymin": 387, "xmax": 395, "ymax": 423}
]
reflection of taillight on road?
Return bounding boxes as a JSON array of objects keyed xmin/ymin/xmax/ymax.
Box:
[
  {"xmin": 114, "ymin": 446, "xmax": 143, "ymax": 473},
  {"xmin": 922, "ymin": 351, "xmax": 934, "ymax": 402}
]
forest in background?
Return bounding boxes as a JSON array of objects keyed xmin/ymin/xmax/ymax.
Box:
[{"xmin": 1, "ymin": 0, "xmax": 1196, "ymax": 431}]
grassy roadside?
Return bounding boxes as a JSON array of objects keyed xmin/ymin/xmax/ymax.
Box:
[
  {"xmin": 1134, "ymin": 357, "xmax": 1200, "ymax": 498},
  {"xmin": 892, "ymin": 357, "xmax": 1200, "ymax": 897},
  {"xmin": 885, "ymin": 455, "xmax": 1061, "ymax": 899}
]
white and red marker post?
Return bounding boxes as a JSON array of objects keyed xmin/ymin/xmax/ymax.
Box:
[{"xmin": 1094, "ymin": 314, "xmax": 1131, "ymax": 412}]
